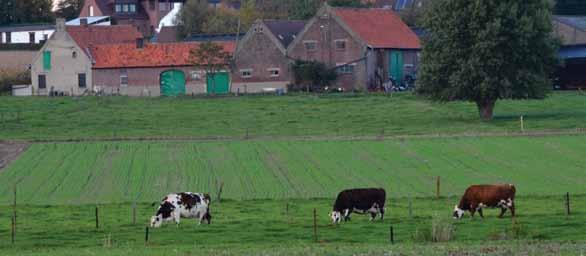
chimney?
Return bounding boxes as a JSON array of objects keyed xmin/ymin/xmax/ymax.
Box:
[
  {"xmin": 80, "ymin": 18, "xmax": 88, "ymax": 26},
  {"xmin": 56, "ymin": 18, "xmax": 66, "ymax": 32},
  {"xmin": 136, "ymin": 38, "xmax": 144, "ymax": 49}
]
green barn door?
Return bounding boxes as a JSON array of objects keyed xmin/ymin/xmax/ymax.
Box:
[
  {"xmin": 206, "ymin": 72, "xmax": 230, "ymax": 94},
  {"xmin": 160, "ymin": 70, "xmax": 186, "ymax": 96},
  {"xmin": 389, "ymin": 51, "xmax": 403, "ymax": 85}
]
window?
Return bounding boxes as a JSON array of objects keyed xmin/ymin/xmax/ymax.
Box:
[
  {"xmin": 115, "ymin": 4, "xmax": 122, "ymax": 12},
  {"xmin": 72, "ymin": 51, "xmax": 77, "ymax": 58},
  {"xmin": 129, "ymin": 4, "xmax": 136, "ymax": 13},
  {"xmin": 122, "ymin": 4, "xmax": 129, "ymax": 13},
  {"xmin": 78, "ymin": 73, "xmax": 86, "ymax": 88},
  {"xmin": 120, "ymin": 69, "xmax": 128, "ymax": 86},
  {"xmin": 38, "ymin": 75, "xmax": 46, "ymax": 89},
  {"xmin": 303, "ymin": 40, "xmax": 317, "ymax": 51},
  {"xmin": 335, "ymin": 39, "xmax": 346, "ymax": 50},
  {"xmin": 395, "ymin": 0, "xmax": 411, "ymax": 10},
  {"xmin": 268, "ymin": 68, "xmax": 280, "ymax": 77},
  {"xmin": 89, "ymin": 5, "xmax": 94, "ymax": 16},
  {"xmin": 6, "ymin": 32, "xmax": 11, "ymax": 43},
  {"xmin": 29, "ymin": 32, "xmax": 35, "ymax": 44},
  {"xmin": 149, "ymin": 0, "xmax": 155, "ymax": 10},
  {"xmin": 43, "ymin": 51, "xmax": 51, "ymax": 71},
  {"xmin": 336, "ymin": 63, "xmax": 355, "ymax": 74},
  {"xmin": 240, "ymin": 69, "xmax": 252, "ymax": 78}
]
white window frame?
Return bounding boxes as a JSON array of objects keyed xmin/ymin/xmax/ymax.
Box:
[
  {"xmin": 240, "ymin": 69, "xmax": 253, "ymax": 78},
  {"xmin": 335, "ymin": 63, "xmax": 356, "ymax": 74},
  {"xmin": 120, "ymin": 69, "xmax": 128, "ymax": 87},
  {"xmin": 267, "ymin": 68, "xmax": 280, "ymax": 77},
  {"xmin": 303, "ymin": 40, "xmax": 317, "ymax": 51},
  {"xmin": 334, "ymin": 39, "xmax": 347, "ymax": 51}
]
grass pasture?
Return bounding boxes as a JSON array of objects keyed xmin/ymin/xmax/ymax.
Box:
[
  {"xmin": 0, "ymin": 92, "xmax": 586, "ymax": 140},
  {"xmin": 0, "ymin": 197, "xmax": 585, "ymax": 255},
  {"xmin": 1, "ymin": 135, "xmax": 585, "ymax": 205}
]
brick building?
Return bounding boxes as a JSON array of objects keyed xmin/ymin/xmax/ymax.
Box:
[
  {"xmin": 287, "ymin": 5, "xmax": 421, "ymax": 91},
  {"xmin": 232, "ymin": 20, "xmax": 305, "ymax": 93},
  {"xmin": 90, "ymin": 41, "xmax": 235, "ymax": 96}
]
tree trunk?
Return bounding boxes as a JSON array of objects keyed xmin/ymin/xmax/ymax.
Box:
[{"xmin": 476, "ymin": 100, "xmax": 496, "ymax": 121}]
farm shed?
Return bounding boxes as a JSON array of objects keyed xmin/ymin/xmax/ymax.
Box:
[
  {"xmin": 553, "ymin": 16, "xmax": 586, "ymax": 90},
  {"xmin": 89, "ymin": 41, "xmax": 235, "ymax": 96}
]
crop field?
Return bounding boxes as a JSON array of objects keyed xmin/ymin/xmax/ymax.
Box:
[
  {"xmin": 1, "ymin": 135, "xmax": 585, "ymax": 205},
  {"xmin": 0, "ymin": 92, "xmax": 586, "ymax": 140},
  {"xmin": 0, "ymin": 197, "xmax": 585, "ymax": 255}
]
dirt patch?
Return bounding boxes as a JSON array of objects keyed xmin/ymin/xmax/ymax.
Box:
[{"xmin": 0, "ymin": 141, "xmax": 28, "ymax": 172}]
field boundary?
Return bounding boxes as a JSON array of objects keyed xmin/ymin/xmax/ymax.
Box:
[{"xmin": 2, "ymin": 129, "xmax": 585, "ymax": 144}]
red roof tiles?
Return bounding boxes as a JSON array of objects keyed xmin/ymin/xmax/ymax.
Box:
[
  {"xmin": 333, "ymin": 8, "xmax": 421, "ymax": 49},
  {"xmin": 66, "ymin": 25, "xmax": 142, "ymax": 54},
  {"xmin": 90, "ymin": 41, "xmax": 236, "ymax": 69}
]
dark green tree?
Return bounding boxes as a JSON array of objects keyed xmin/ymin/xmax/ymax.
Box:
[
  {"xmin": 177, "ymin": 0, "xmax": 210, "ymax": 37},
  {"xmin": 417, "ymin": 0, "xmax": 559, "ymax": 120},
  {"xmin": 1, "ymin": 0, "xmax": 54, "ymax": 25},
  {"xmin": 328, "ymin": 0, "xmax": 371, "ymax": 8},
  {"xmin": 291, "ymin": 60, "xmax": 338, "ymax": 92},
  {"xmin": 55, "ymin": 0, "xmax": 84, "ymax": 20}
]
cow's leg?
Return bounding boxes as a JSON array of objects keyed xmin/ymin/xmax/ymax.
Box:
[
  {"xmin": 379, "ymin": 207, "xmax": 385, "ymax": 221},
  {"xmin": 499, "ymin": 207, "xmax": 507, "ymax": 218},
  {"xmin": 469, "ymin": 208, "xmax": 476, "ymax": 218},
  {"xmin": 509, "ymin": 203, "xmax": 515, "ymax": 218},
  {"xmin": 477, "ymin": 208, "xmax": 484, "ymax": 219},
  {"xmin": 344, "ymin": 209, "xmax": 352, "ymax": 222}
]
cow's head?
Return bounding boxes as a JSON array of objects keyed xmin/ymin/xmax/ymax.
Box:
[
  {"xmin": 453, "ymin": 205, "xmax": 465, "ymax": 219},
  {"xmin": 203, "ymin": 193, "xmax": 211, "ymax": 205},
  {"xmin": 330, "ymin": 211, "xmax": 342, "ymax": 224},
  {"xmin": 150, "ymin": 202, "xmax": 176, "ymax": 228}
]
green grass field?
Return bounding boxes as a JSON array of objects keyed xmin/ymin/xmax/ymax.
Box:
[
  {"xmin": 1, "ymin": 135, "xmax": 585, "ymax": 205},
  {"xmin": 1, "ymin": 92, "xmax": 585, "ymax": 140},
  {"xmin": 1, "ymin": 197, "xmax": 585, "ymax": 255}
]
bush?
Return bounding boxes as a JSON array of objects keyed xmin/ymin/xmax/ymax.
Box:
[
  {"xmin": 0, "ymin": 69, "xmax": 31, "ymax": 94},
  {"xmin": 290, "ymin": 60, "xmax": 337, "ymax": 92},
  {"xmin": 412, "ymin": 214, "xmax": 455, "ymax": 243}
]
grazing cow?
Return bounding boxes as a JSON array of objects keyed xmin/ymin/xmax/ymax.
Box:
[
  {"xmin": 330, "ymin": 188, "xmax": 386, "ymax": 224},
  {"xmin": 150, "ymin": 192, "xmax": 212, "ymax": 228},
  {"xmin": 453, "ymin": 184, "xmax": 516, "ymax": 219}
]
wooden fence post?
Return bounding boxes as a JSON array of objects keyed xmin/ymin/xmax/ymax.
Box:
[
  {"xmin": 95, "ymin": 206, "xmax": 99, "ymax": 229},
  {"xmin": 408, "ymin": 196, "xmax": 413, "ymax": 219},
  {"xmin": 132, "ymin": 202, "xmax": 137, "ymax": 225},
  {"xmin": 520, "ymin": 116, "xmax": 525, "ymax": 132},
  {"xmin": 12, "ymin": 185, "xmax": 16, "ymax": 243},
  {"xmin": 389, "ymin": 225, "xmax": 394, "ymax": 244},
  {"xmin": 145, "ymin": 226, "xmax": 149, "ymax": 244},
  {"xmin": 436, "ymin": 176, "xmax": 441, "ymax": 199},
  {"xmin": 313, "ymin": 208, "xmax": 318, "ymax": 243},
  {"xmin": 216, "ymin": 181, "xmax": 224, "ymax": 203},
  {"xmin": 566, "ymin": 192, "xmax": 571, "ymax": 215}
]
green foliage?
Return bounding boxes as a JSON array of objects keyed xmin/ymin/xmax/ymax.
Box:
[
  {"xmin": 54, "ymin": 0, "xmax": 84, "ymax": 20},
  {"xmin": 289, "ymin": 0, "xmax": 322, "ymax": 20},
  {"xmin": 417, "ymin": 0, "xmax": 560, "ymax": 120},
  {"xmin": 2, "ymin": 136, "xmax": 586, "ymax": 204},
  {"xmin": 239, "ymin": 0, "xmax": 258, "ymax": 31},
  {"xmin": 0, "ymin": 69, "xmax": 30, "ymax": 94},
  {"xmin": 177, "ymin": 0, "xmax": 209, "ymax": 36},
  {"xmin": 0, "ymin": 0, "xmax": 54, "ymax": 25},
  {"xmin": 291, "ymin": 60, "xmax": 337, "ymax": 92},
  {"xmin": 328, "ymin": 0, "xmax": 371, "ymax": 8},
  {"xmin": 202, "ymin": 8, "xmax": 239, "ymax": 34},
  {"xmin": 189, "ymin": 41, "xmax": 231, "ymax": 74}
]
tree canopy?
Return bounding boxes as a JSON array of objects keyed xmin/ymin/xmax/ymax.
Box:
[
  {"xmin": 55, "ymin": 0, "xmax": 84, "ymax": 20},
  {"xmin": 1, "ymin": 0, "xmax": 55, "ymax": 26},
  {"xmin": 416, "ymin": 0, "xmax": 559, "ymax": 120}
]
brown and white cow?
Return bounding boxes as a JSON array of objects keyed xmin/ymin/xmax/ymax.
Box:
[
  {"xmin": 330, "ymin": 188, "xmax": 386, "ymax": 224},
  {"xmin": 453, "ymin": 184, "xmax": 516, "ymax": 219}
]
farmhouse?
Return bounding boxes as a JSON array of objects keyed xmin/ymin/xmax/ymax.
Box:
[
  {"xmin": 30, "ymin": 19, "xmax": 142, "ymax": 96},
  {"xmin": 89, "ymin": 41, "xmax": 235, "ymax": 96},
  {"xmin": 287, "ymin": 5, "xmax": 421, "ymax": 91},
  {"xmin": 232, "ymin": 20, "xmax": 305, "ymax": 93}
]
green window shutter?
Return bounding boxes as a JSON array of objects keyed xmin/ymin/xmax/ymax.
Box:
[{"xmin": 43, "ymin": 51, "xmax": 51, "ymax": 71}]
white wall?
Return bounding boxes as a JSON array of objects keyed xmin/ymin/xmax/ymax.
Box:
[{"xmin": 1, "ymin": 30, "xmax": 55, "ymax": 44}]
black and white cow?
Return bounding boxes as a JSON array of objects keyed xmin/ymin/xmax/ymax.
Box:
[
  {"xmin": 330, "ymin": 188, "xmax": 386, "ymax": 224},
  {"xmin": 150, "ymin": 192, "xmax": 211, "ymax": 228}
]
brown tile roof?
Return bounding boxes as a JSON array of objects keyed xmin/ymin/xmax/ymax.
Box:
[
  {"xmin": 90, "ymin": 41, "xmax": 236, "ymax": 69},
  {"xmin": 66, "ymin": 25, "xmax": 142, "ymax": 55},
  {"xmin": 333, "ymin": 7, "xmax": 420, "ymax": 49}
]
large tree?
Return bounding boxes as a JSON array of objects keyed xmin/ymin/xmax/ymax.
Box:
[
  {"xmin": 55, "ymin": 0, "xmax": 84, "ymax": 20},
  {"xmin": 416, "ymin": 0, "xmax": 559, "ymax": 120},
  {"xmin": 189, "ymin": 41, "xmax": 231, "ymax": 94},
  {"xmin": 1, "ymin": 0, "xmax": 54, "ymax": 25},
  {"xmin": 178, "ymin": 0, "xmax": 209, "ymax": 37}
]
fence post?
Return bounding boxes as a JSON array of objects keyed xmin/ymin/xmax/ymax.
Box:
[
  {"xmin": 408, "ymin": 196, "xmax": 413, "ymax": 219},
  {"xmin": 11, "ymin": 214, "xmax": 15, "ymax": 244},
  {"xmin": 245, "ymin": 128, "xmax": 250, "ymax": 140},
  {"xmin": 389, "ymin": 225, "xmax": 394, "ymax": 244},
  {"xmin": 566, "ymin": 192, "xmax": 571, "ymax": 215},
  {"xmin": 520, "ymin": 116, "xmax": 525, "ymax": 133},
  {"xmin": 132, "ymin": 201, "xmax": 137, "ymax": 225},
  {"xmin": 378, "ymin": 127, "xmax": 385, "ymax": 141},
  {"xmin": 145, "ymin": 226, "xmax": 149, "ymax": 244},
  {"xmin": 436, "ymin": 176, "xmax": 441, "ymax": 199},
  {"xmin": 216, "ymin": 181, "xmax": 224, "ymax": 203},
  {"xmin": 285, "ymin": 202, "xmax": 289, "ymax": 216},
  {"xmin": 313, "ymin": 208, "xmax": 318, "ymax": 243},
  {"xmin": 95, "ymin": 206, "xmax": 99, "ymax": 229}
]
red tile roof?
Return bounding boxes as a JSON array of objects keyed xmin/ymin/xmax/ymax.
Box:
[
  {"xmin": 90, "ymin": 42, "xmax": 236, "ymax": 69},
  {"xmin": 333, "ymin": 8, "xmax": 421, "ymax": 49},
  {"xmin": 66, "ymin": 25, "xmax": 142, "ymax": 54}
]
